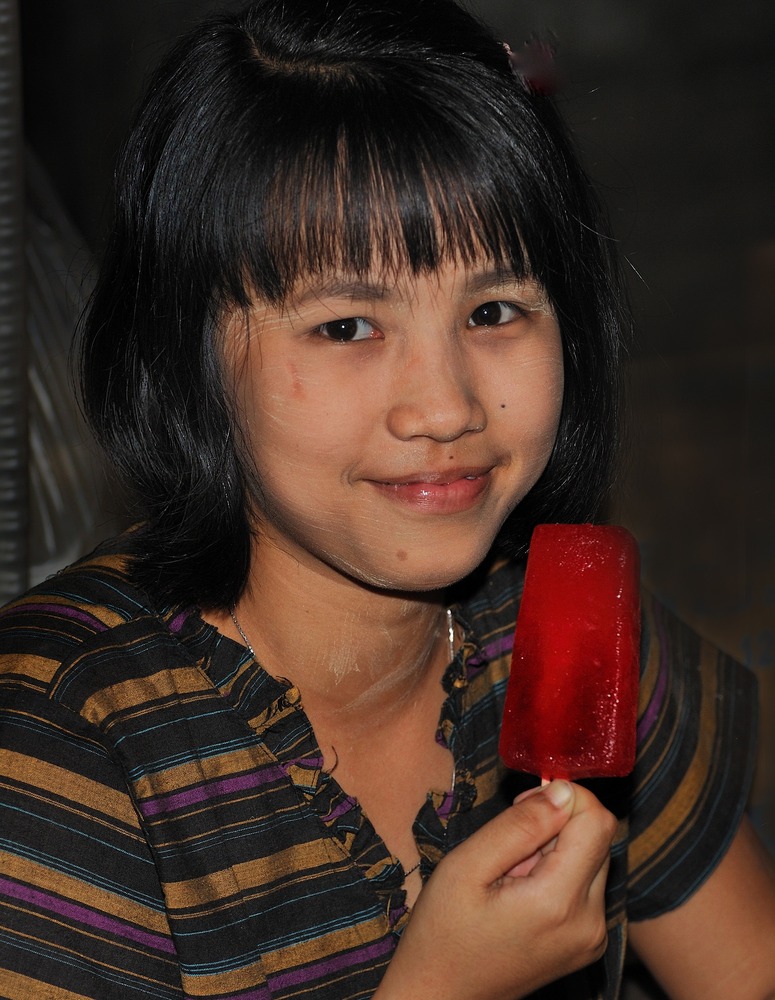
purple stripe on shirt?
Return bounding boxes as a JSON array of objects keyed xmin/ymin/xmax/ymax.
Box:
[
  {"xmin": 0, "ymin": 877, "xmax": 176, "ymax": 954},
  {"xmin": 0, "ymin": 602, "xmax": 108, "ymax": 631},
  {"xmin": 140, "ymin": 766, "xmax": 286, "ymax": 818},
  {"xmin": 185, "ymin": 986, "xmax": 271, "ymax": 1000},
  {"xmin": 168, "ymin": 609, "xmax": 191, "ymax": 634},
  {"xmin": 282, "ymin": 756, "xmax": 325, "ymax": 772},
  {"xmin": 320, "ymin": 795, "xmax": 357, "ymax": 824},
  {"xmin": 436, "ymin": 789, "xmax": 454, "ymax": 821},
  {"xmin": 268, "ymin": 936, "xmax": 394, "ymax": 990},
  {"xmin": 388, "ymin": 903, "xmax": 408, "ymax": 928},
  {"xmin": 636, "ymin": 613, "xmax": 669, "ymax": 744},
  {"xmin": 467, "ymin": 631, "xmax": 514, "ymax": 667}
]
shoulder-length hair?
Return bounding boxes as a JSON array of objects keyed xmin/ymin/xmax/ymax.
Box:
[{"xmin": 79, "ymin": 0, "xmax": 629, "ymax": 609}]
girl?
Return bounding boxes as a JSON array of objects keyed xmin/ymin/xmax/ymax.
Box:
[{"xmin": 1, "ymin": 1, "xmax": 774, "ymax": 997}]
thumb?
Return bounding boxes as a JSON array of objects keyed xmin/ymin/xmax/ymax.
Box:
[{"xmin": 449, "ymin": 780, "xmax": 576, "ymax": 886}]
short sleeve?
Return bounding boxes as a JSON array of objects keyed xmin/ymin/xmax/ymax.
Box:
[
  {"xmin": 0, "ymin": 681, "xmax": 182, "ymax": 998},
  {"xmin": 626, "ymin": 593, "xmax": 758, "ymax": 921}
]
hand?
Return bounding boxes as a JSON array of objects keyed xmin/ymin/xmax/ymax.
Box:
[{"xmin": 376, "ymin": 780, "xmax": 617, "ymax": 1000}]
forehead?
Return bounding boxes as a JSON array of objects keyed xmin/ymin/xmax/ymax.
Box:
[{"xmin": 276, "ymin": 259, "xmax": 546, "ymax": 308}]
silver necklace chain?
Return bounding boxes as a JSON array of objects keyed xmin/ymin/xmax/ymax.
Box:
[
  {"xmin": 229, "ymin": 605, "xmax": 457, "ymax": 665},
  {"xmin": 445, "ymin": 606, "xmax": 456, "ymax": 662},
  {"xmin": 229, "ymin": 604, "xmax": 256, "ymax": 660},
  {"xmin": 228, "ymin": 602, "xmax": 456, "ymax": 884}
]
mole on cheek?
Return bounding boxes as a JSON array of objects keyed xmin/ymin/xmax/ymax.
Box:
[
  {"xmin": 396, "ymin": 550, "xmax": 408, "ymax": 562},
  {"xmin": 500, "ymin": 403, "xmax": 506, "ymax": 409}
]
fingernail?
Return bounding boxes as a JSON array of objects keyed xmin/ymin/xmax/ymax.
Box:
[{"xmin": 544, "ymin": 779, "xmax": 572, "ymax": 808}]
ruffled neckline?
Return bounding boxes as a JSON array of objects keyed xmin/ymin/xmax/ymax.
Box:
[{"xmin": 172, "ymin": 603, "xmax": 488, "ymax": 932}]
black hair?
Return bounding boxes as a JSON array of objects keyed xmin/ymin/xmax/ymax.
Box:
[{"xmin": 79, "ymin": 0, "xmax": 629, "ymax": 609}]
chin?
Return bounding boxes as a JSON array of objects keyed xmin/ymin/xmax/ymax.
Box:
[{"xmin": 341, "ymin": 544, "xmax": 494, "ymax": 595}]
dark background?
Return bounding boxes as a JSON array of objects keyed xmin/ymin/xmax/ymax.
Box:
[{"xmin": 20, "ymin": 0, "xmax": 775, "ymax": 854}]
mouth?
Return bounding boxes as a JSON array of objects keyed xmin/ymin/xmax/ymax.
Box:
[
  {"xmin": 374, "ymin": 467, "xmax": 492, "ymax": 487},
  {"xmin": 368, "ymin": 468, "xmax": 494, "ymax": 513}
]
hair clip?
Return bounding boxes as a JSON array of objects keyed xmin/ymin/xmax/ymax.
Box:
[{"xmin": 503, "ymin": 34, "xmax": 558, "ymax": 96}]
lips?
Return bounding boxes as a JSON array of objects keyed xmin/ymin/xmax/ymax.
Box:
[
  {"xmin": 368, "ymin": 468, "xmax": 493, "ymax": 513},
  {"xmin": 374, "ymin": 467, "xmax": 492, "ymax": 487}
]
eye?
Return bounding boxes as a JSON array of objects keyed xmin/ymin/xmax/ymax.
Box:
[
  {"xmin": 315, "ymin": 317, "xmax": 378, "ymax": 342},
  {"xmin": 467, "ymin": 301, "xmax": 524, "ymax": 327}
]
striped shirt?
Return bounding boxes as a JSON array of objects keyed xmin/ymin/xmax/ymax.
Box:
[{"xmin": 0, "ymin": 537, "xmax": 757, "ymax": 998}]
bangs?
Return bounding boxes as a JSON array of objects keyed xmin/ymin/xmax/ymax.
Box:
[{"xmin": 232, "ymin": 60, "xmax": 538, "ymax": 303}]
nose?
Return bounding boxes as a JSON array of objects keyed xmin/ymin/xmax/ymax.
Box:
[{"xmin": 386, "ymin": 341, "xmax": 487, "ymax": 442}]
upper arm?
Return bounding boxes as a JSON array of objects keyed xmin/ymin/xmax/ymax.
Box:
[
  {"xmin": 0, "ymin": 685, "xmax": 181, "ymax": 999},
  {"xmin": 629, "ymin": 817, "xmax": 775, "ymax": 1000}
]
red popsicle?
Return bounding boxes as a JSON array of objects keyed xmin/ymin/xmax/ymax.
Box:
[{"xmin": 499, "ymin": 524, "xmax": 641, "ymax": 781}]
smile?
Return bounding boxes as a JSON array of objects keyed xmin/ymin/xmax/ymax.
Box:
[{"xmin": 369, "ymin": 469, "xmax": 493, "ymax": 513}]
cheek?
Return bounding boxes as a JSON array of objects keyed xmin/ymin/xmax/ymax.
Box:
[
  {"xmin": 543, "ymin": 357, "xmax": 565, "ymax": 439},
  {"xmin": 247, "ymin": 361, "xmax": 373, "ymax": 477},
  {"xmin": 287, "ymin": 362, "xmax": 305, "ymax": 400},
  {"xmin": 246, "ymin": 360, "xmax": 315, "ymax": 434},
  {"xmin": 535, "ymin": 369, "xmax": 565, "ymax": 466},
  {"xmin": 498, "ymin": 347, "xmax": 564, "ymax": 445}
]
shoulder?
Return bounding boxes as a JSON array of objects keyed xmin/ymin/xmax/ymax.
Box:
[
  {"xmin": 636, "ymin": 590, "xmax": 757, "ymax": 763},
  {"xmin": 628, "ymin": 591, "xmax": 758, "ymax": 919},
  {"xmin": 0, "ymin": 536, "xmax": 168, "ymax": 698}
]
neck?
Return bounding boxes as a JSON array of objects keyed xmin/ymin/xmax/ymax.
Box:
[{"xmin": 214, "ymin": 538, "xmax": 454, "ymax": 723}]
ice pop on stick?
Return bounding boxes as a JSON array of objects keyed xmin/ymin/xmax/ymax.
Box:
[{"xmin": 499, "ymin": 524, "xmax": 641, "ymax": 781}]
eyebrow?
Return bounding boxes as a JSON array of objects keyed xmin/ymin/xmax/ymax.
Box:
[
  {"xmin": 293, "ymin": 278, "xmax": 391, "ymax": 306},
  {"xmin": 464, "ymin": 266, "xmax": 536, "ymax": 295},
  {"xmin": 292, "ymin": 266, "xmax": 537, "ymax": 306}
]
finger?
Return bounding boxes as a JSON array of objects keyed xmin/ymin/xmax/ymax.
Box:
[
  {"xmin": 450, "ymin": 780, "xmax": 576, "ymax": 885},
  {"xmin": 533, "ymin": 788, "xmax": 617, "ymax": 886},
  {"xmin": 505, "ymin": 832, "xmax": 558, "ymax": 877},
  {"xmin": 505, "ymin": 849, "xmax": 542, "ymax": 878},
  {"xmin": 586, "ymin": 840, "xmax": 613, "ymax": 904}
]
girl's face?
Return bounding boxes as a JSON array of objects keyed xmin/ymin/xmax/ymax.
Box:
[{"xmin": 227, "ymin": 257, "xmax": 563, "ymax": 592}]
